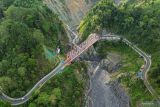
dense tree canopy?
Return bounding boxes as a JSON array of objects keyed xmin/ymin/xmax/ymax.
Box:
[
  {"xmin": 0, "ymin": 0, "xmax": 88, "ymax": 106},
  {"xmin": 79, "ymin": 0, "xmax": 160, "ymax": 105},
  {"xmin": 0, "ymin": 3, "xmax": 63, "ymax": 97}
]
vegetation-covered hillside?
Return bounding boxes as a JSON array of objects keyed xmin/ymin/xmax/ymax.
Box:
[
  {"xmin": 0, "ymin": 0, "xmax": 87, "ymax": 106},
  {"xmin": 79, "ymin": 0, "xmax": 160, "ymax": 106},
  {"xmin": 0, "ymin": 0, "xmax": 66, "ymax": 96}
]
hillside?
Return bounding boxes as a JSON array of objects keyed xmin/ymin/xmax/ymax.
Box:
[
  {"xmin": 0, "ymin": 0, "xmax": 87, "ymax": 106},
  {"xmin": 44, "ymin": 0, "xmax": 99, "ymax": 27},
  {"xmin": 79, "ymin": 0, "xmax": 160, "ymax": 106},
  {"xmin": 0, "ymin": 0, "xmax": 66, "ymax": 96},
  {"xmin": 0, "ymin": 0, "xmax": 159, "ymax": 106}
]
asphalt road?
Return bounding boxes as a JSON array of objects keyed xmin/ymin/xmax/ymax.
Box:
[
  {"xmin": 122, "ymin": 39, "xmax": 153, "ymax": 93},
  {"xmin": 0, "ymin": 60, "xmax": 66, "ymax": 106},
  {"xmin": 0, "ymin": 34, "xmax": 158, "ymax": 105},
  {"xmin": 102, "ymin": 35, "xmax": 159, "ymax": 102},
  {"xmin": 123, "ymin": 38, "xmax": 160, "ymax": 102}
]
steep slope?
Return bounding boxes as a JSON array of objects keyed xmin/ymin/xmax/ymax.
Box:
[
  {"xmin": 0, "ymin": 0, "xmax": 67, "ymax": 97},
  {"xmin": 0, "ymin": 0, "xmax": 68, "ymax": 97},
  {"xmin": 0, "ymin": 0, "xmax": 88, "ymax": 106},
  {"xmin": 44, "ymin": 0, "xmax": 99, "ymax": 27},
  {"xmin": 79, "ymin": 0, "xmax": 160, "ymax": 106}
]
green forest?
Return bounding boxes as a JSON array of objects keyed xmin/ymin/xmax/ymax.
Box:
[
  {"xmin": 79, "ymin": 0, "xmax": 160, "ymax": 106},
  {"xmin": 0, "ymin": 0, "xmax": 160, "ymax": 106},
  {"xmin": 80, "ymin": 0, "xmax": 160, "ymax": 94},
  {"xmin": 0, "ymin": 0, "xmax": 87, "ymax": 106}
]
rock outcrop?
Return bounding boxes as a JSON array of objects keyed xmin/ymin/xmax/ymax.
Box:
[
  {"xmin": 100, "ymin": 53, "xmax": 122, "ymax": 73},
  {"xmin": 44, "ymin": 0, "xmax": 99, "ymax": 27},
  {"xmin": 86, "ymin": 52, "xmax": 129, "ymax": 107}
]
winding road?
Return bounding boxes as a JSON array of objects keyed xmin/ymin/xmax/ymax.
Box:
[
  {"xmin": 0, "ymin": 61, "xmax": 66, "ymax": 105},
  {"xmin": 102, "ymin": 35, "xmax": 159, "ymax": 102},
  {"xmin": 0, "ymin": 32, "xmax": 158, "ymax": 105},
  {"xmin": 102, "ymin": 36, "xmax": 152, "ymax": 88}
]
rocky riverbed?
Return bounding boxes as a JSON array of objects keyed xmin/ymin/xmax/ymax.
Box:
[
  {"xmin": 43, "ymin": 1, "xmax": 126, "ymax": 106},
  {"xmin": 85, "ymin": 53, "xmax": 130, "ymax": 107}
]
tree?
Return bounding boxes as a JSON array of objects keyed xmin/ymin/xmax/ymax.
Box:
[
  {"xmin": 52, "ymin": 88, "xmax": 61, "ymax": 100},
  {"xmin": 37, "ymin": 92, "xmax": 50, "ymax": 105},
  {"xmin": 18, "ymin": 67, "xmax": 26, "ymax": 77},
  {"xmin": 0, "ymin": 77, "xmax": 16, "ymax": 92},
  {"xmin": 0, "ymin": 100, "xmax": 11, "ymax": 107},
  {"xmin": 33, "ymin": 29, "xmax": 44, "ymax": 43},
  {"xmin": 28, "ymin": 103, "xmax": 36, "ymax": 107},
  {"xmin": 14, "ymin": 0, "xmax": 39, "ymax": 8},
  {"xmin": 49, "ymin": 94, "xmax": 56, "ymax": 105},
  {"xmin": 1, "ymin": 60, "xmax": 10, "ymax": 72},
  {"xmin": 0, "ymin": 0, "xmax": 15, "ymax": 9}
]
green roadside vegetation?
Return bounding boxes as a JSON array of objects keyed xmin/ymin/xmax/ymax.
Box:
[
  {"xmin": 22, "ymin": 62, "xmax": 87, "ymax": 107},
  {"xmin": 0, "ymin": 100, "xmax": 11, "ymax": 107},
  {"xmin": 95, "ymin": 41, "xmax": 144, "ymax": 73},
  {"xmin": 94, "ymin": 40, "xmax": 152, "ymax": 106},
  {"xmin": 0, "ymin": 0, "xmax": 67, "ymax": 97},
  {"xmin": 0, "ymin": 0, "xmax": 88, "ymax": 106},
  {"xmin": 0, "ymin": 62, "xmax": 88, "ymax": 107},
  {"xmin": 79, "ymin": 0, "xmax": 160, "ymax": 105}
]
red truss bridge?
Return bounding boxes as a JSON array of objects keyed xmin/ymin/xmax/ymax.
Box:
[
  {"xmin": 1, "ymin": 32, "xmax": 156, "ymax": 106},
  {"xmin": 66, "ymin": 33, "xmax": 100, "ymax": 65}
]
